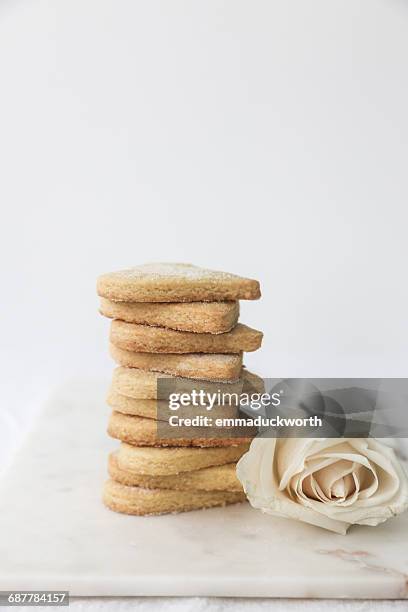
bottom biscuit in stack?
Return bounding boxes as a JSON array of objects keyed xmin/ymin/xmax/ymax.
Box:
[{"xmin": 103, "ymin": 479, "xmax": 246, "ymax": 516}]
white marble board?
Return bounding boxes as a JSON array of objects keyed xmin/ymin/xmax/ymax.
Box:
[{"xmin": 0, "ymin": 380, "xmax": 407, "ymax": 599}]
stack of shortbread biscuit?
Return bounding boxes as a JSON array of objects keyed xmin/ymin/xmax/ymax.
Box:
[{"xmin": 97, "ymin": 263, "xmax": 263, "ymax": 516}]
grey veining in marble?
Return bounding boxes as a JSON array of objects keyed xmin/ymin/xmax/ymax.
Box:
[{"xmin": 0, "ymin": 380, "xmax": 407, "ymax": 598}]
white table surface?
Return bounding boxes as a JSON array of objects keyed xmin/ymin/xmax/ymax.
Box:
[
  {"xmin": 7, "ymin": 598, "xmax": 408, "ymax": 612},
  {"xmin": 27, "ymin": 599, "xmax": 408, "ymax": 612}
]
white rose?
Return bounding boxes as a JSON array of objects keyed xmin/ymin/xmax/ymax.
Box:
[{"xmin": 236, "ymin": 437, "xmax": 408, "ymax": 535}]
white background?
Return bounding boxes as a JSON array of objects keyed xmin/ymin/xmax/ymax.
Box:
[{"xmin": 1, "ymin": 0, "xmax": 408, "ymax": 471}]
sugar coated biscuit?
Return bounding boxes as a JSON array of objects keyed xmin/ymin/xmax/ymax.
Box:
[
  {"xmin": 117, "ymin": 441, "xmax": 250, "ymax": 475},
  {"xmin": 103, "ymin": 479, "xmax": 246, "ymax": 515},
  {"xmin": 107, "ymin": 411, "xmax": 254, "ymax": 447},
  {"xmin": 107, "ymin": 389, "xmax": 240, "ymax": 420},
  {"xmin": 108, "ymin": 453, "xmax": 242, "ymax": 492},
  {"xmin": 100, "ymin": 298, "xmax": 239, "ymax": 333},
  {"xmin": 109, "ymin": 344, "xmax": 242, "ymax": 382},
  {"xmin": 110, "ymin": 320, "xmax": 263, "ymax": 354},
  {"xmin": 111, "ymin": 367, "xmax": 246, "ymax": 400},
  {"xmin": 97, "ymin": 263, "xmax": 260, "ymax": 303}
]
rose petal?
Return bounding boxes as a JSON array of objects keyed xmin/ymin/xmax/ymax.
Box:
[{"xmin": 236, "ymin": 436, "xmax": 408, "ymax": 534}]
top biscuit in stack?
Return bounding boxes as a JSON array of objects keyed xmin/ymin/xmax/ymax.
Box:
[{"xmin": 97, "ymin": 262, "xmax": 261, "ymax": 305}]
